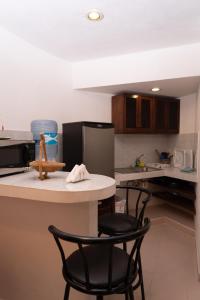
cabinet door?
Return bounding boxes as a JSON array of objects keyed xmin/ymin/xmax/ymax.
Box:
[
  {"xmin": 112, "ymin": 95, "xmax": 125, "ymax": 133},
  {"xmin": 155, "ymin": 99, "xmax": 167, "ymax": 132},
  {"xmin": 125, "ymin": 96, "xmax": 137, "ymax": 129},
  {"xmin": 155, "ymin": 97, "xmax": 180, "ymax": 133},
  {"xmin": 125, "ymin": 95, "xmax": 154, "ymax": 133},
  {"xmin": 140, "ymin": 95, "xmax": 155, "ymax": 131},
  {"xmin": 167, "ymin": 99, "xmax": 180, "ymax": 132}
]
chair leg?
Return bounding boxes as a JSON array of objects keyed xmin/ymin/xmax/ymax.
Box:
[
  {"xmin": 129, "ymin": 286, "xmax": 134, "ymax": 300},
  {"xmin": 64, "ymin": 284, "xmax": 70, "ymax": 300},
  {"xmin": 125, "ymin": 291, "xmax": 129, "ymax": 300},
  {"xmin": 138, "ymin": 254, "xmax": 145, "ymax": 300},
  {"xmin": 96, "ymin": 296, "xmax": 103, "ymax": 300},
  {"xmin": 123, "ymin": 242, "xmax": 127, "ymax": 252},
  {"xmin": 140, "ymin": 278, "xmax": 145, "ymax": 300}
]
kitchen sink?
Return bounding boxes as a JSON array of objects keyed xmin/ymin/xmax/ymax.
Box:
[{"xmin": 115, "ymin": 167, "xmax": 161, "ymax": 174}]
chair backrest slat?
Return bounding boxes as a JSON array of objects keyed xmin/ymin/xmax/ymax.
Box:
[
  {"xmin": 125, "ymin": 219, "xmax": 149, "ymax": 284},
  {"xmin": 108, "ymin": 244, "xmax": 113, "ymax": 291},
  {"xmin": 116, "ymin": 185, "xmax": 151, "ymax": 225},
  {"xmin": 126, "ymin": 187, "xmax": 129, "ymax": 214},
  {"xmin": 78, "ymin": 243, "xmax": 90, "ymax": 289},
  {"xmin": 135, "ymin": 190, "xmax": 142, "ymax": 218}
]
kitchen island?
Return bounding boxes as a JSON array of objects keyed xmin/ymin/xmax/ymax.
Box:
[{"xmin": 0, "ymin": 171, "xmax": 116, "ymax": 300}]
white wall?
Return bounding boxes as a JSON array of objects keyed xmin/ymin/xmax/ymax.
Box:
[
  {"xmin": 72, "ymin": 43, "xmax": 200, "ymax": 89},
  {"xmin": 0, "ymin": 26, "xmax": 111, "ymax": 132},
  {"xmin": 180, "ymin": 93, "xmax": 197, "ymax": 134},
  {"xmin": 2, "ymin": 23, "xmax": 196, "ymax": 137},
  {"xmin": 194, "ymin": 84, "xmax": 200, "ymax": 277}
]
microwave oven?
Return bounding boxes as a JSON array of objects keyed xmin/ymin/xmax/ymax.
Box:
[{"xmin": 0, "ymin": 140, "xmax": 35, "ymax": 177}]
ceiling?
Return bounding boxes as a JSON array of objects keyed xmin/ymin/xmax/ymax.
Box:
[
  {"xmin": 83, "ymin": 76, "xmax": 200, "ymax": 97},
  {"xmin": 0, "ymin": 0, "xmax": 200, "ymax": 61}
]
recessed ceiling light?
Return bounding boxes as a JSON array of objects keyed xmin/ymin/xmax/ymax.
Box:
[
  {"xmin": 87, "ymin": 9, "xmax": 104, "ymax": 21},
  {"xmin": 151, "ymin": 87, "xmax": 161, "ymax": 92},
  {"xmin": 132, "ymin": 95, "xmax": 139, "ymax": 99}
]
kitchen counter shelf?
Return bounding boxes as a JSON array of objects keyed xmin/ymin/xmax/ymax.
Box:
[
  {"xmin": 115, "ymin": 167, "xmax": 198, "ymax": 184},
  {"xmin": 152, "ymin": 191, "xmax": 195, "ymax": 213}
]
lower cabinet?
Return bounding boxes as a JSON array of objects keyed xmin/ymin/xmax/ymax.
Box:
[{"xmin": 149, "ymin": 177, "xmax": 196, "ymax": 213}]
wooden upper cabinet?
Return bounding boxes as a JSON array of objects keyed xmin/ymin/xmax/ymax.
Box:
[
  {"xmin": 112, "ymin": 94, "xmax": 155, "ymax": 133},
  {"xmin": 112, "ymin": 94, "xmax": 180, "ymax": 134},
  {"xmin": 155, "ymin": 97, "xmax": 180, "ymax": 133}
]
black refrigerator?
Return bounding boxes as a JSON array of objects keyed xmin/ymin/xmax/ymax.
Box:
[{"xmin": 62, "ymin": 122, "xmax": 114, "ymax": 178}]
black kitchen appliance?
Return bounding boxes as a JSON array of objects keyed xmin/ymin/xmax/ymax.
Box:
[
  {"xmin": 62, "ymin": 122, "xmax": 114, "ymax": 177},
  {"xmin": 63, "ymin": 122, "xmax": 115, "ymax": 216},
  {"xmin": 0, "ymin": 140, "xmax": 35, "ymax": 177}
]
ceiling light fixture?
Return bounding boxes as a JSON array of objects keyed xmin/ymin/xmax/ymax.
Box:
[
  {"xmin": 132, "ymin": 95, "xmax": 139, "ymax": 99},
  {"xmin": 87, "ymin": 9, "xmax": 104, "ymax": 21},
  {"xmin": 151, "ymin": 87, "xmax": 161, "ymax": 92}
]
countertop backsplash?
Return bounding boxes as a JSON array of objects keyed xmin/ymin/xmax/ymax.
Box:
[
  {"xmin": 115, "ymin": 134, "xmax": 168, "ymax": 168},
  {"xmin": 168, "ymin": 132, "xmax": 197, "ymax": 169},
  {"xmin": 168, "ymin": 133, "xmax": 197, "ymax": 152},
  {"xmin": 115, "ymin": 133, "xmax": 197, "ymax": 168}
]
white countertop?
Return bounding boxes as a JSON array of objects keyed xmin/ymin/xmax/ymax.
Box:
[
  {"xmin": 115, "ymin": 167, "xmax": 198, "ymax": 184},
  {"xmin": 163, "ymin": 167, "xmax": 198, "ymax": 182},
  {"xmin": 0, "ymin": 171, "xmax": 116, "ymax": 203}
]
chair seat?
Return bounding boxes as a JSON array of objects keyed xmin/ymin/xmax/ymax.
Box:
[
  {"xmin": 98, "ymin": 213, "xmax": 138, "ymax": 235},
  {"xmin": 64, "ymin": 244, "xmax": 136, "ymax": 290}
]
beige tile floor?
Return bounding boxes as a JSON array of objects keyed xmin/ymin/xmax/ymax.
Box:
[
  {"xmin": 106, "ymin": 204, "xmax": 200, "ymax": 300},
  {"xmin": 132, "ymin": 204, "xmax": 200, "ymax": 300},
  {"xmin": 139, "ymin": 223, "xmax": 199, "ymax": 300},
  {"xmin": 145, "ymin": 203, "xmax": 194, "ymax": 229}
]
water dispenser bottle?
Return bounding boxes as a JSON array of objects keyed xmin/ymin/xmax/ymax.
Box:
[{"xmin": 31, "ymin": 120, "xmax": 58, "ymax": 160}]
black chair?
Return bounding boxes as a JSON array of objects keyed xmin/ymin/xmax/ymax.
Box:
[
  {"xmin": 48, "ymin": 218, "xmax": 150, "ymax": 300},
  {"xmin": 98, "ymin": 186, "xmax": 152, "ymax": 300}
]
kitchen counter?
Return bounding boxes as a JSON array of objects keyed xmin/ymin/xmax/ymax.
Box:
[
  {"xmin": 0, "ymin": 170, "xmax": 116, "ymax": 203},
  {"xmin": 115, "ymin": 167, "xmax": 198, "ymax": 184},
  {"xmin": 164, "ymin": 167, "xmax": 198, "ymax": 182},
  {"xmin": 0, "ymin": 171, "xmax": 116, "ymax": 300}
]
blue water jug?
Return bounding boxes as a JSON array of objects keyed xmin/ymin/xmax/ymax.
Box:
[{"xmin": 31, "ymin": 120, "xmax": 58, "ymax": 160}]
